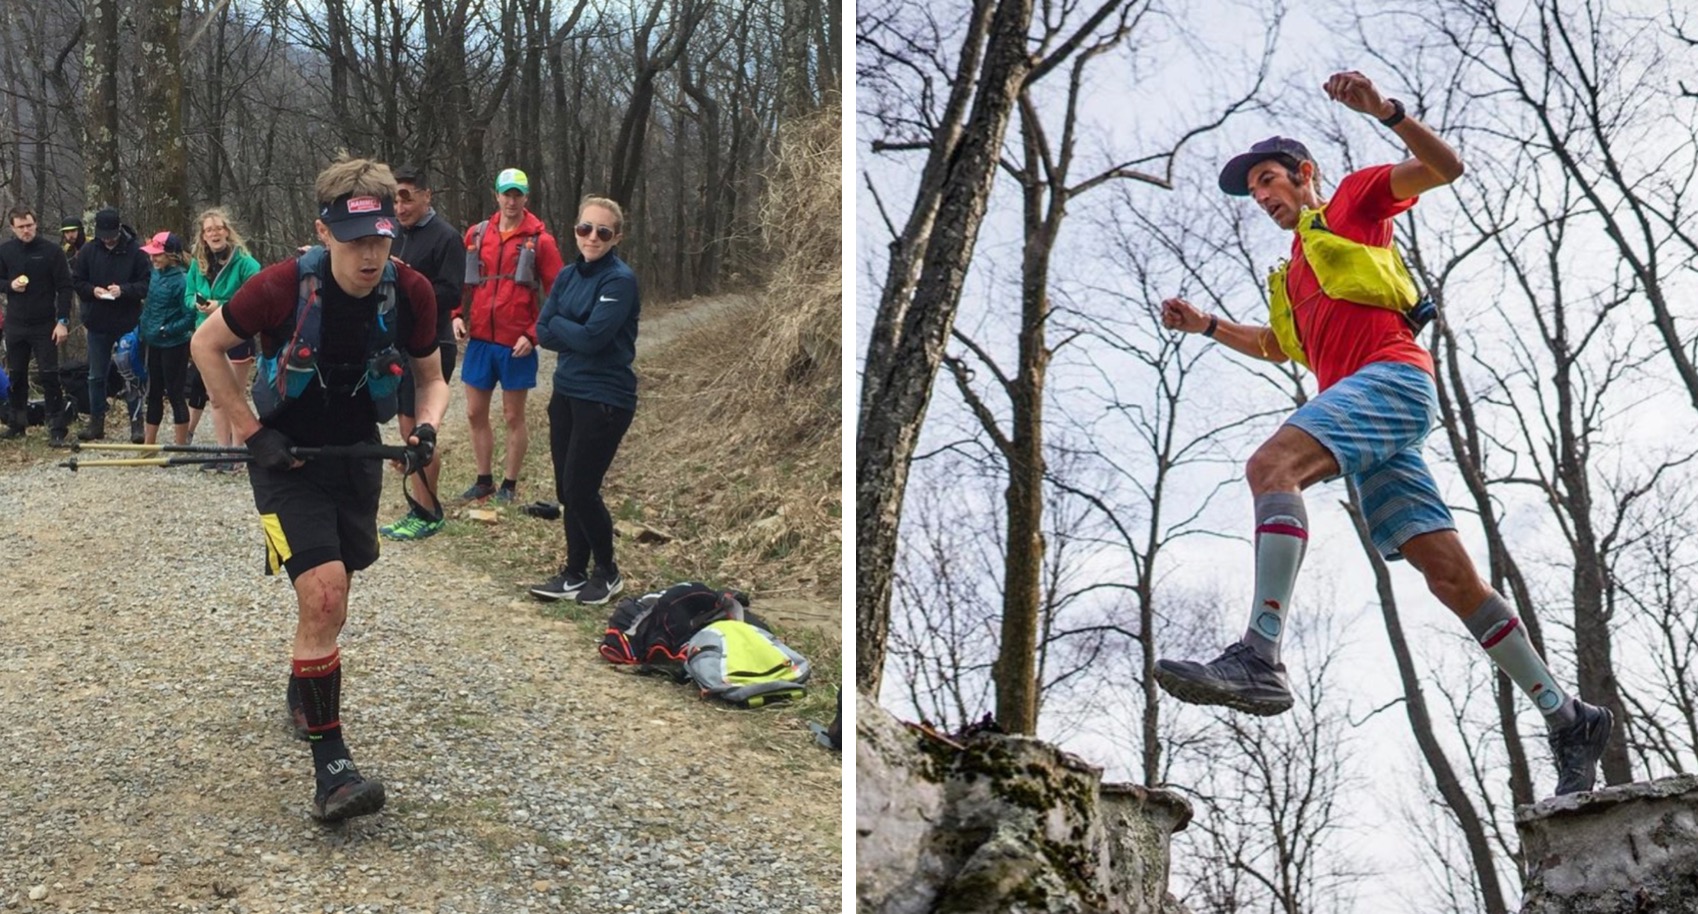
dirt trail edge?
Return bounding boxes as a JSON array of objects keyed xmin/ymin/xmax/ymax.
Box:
[{"xmin": 0, "ymin": 293, "xmax": 841, "ymax": 914}]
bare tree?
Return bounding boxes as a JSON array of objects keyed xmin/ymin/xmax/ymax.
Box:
[
  {"xmin": 856, "ymin": 0, "xmax": 1039, "ymax": 694},
  {"xmin": 83, "ymin": 0, "xmax": 120, "ymax": 207},
  {"xmin": 137, "ymin": 0, "xmax": 186, "ymax": 234}
]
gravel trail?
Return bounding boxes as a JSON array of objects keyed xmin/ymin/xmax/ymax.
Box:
[{"xmin": 0, "ymin": 294, "xmax": 842, "ymax": 913}]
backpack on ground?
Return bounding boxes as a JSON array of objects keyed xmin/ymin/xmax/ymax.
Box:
[
  {"xmin": 599, "ymin": 582, "xmax": 764, "ymax": 678},
  {"xmin": 682, "ymin": 620, "xmax": 811, "ymax": 708}
]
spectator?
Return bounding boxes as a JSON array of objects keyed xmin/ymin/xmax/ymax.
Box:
[
  {"xmin": 527, "ymin": 196, "xmax": 640, "ymax": 607},
  {"xmin": 72, "ymin": 207, "xmax": 150, "ymax": 441},
  {"xmin": 455, "ymin": 167, "xmax": 564, "ymax": 505},
  {"xmin": 380, "ymin": 166, "xmax": 463, "ymax": 541},
  {"xmin": 137, "ymin": 231, "xmax": 194, "ymax": 446},
  {"xmin": 60, "ymin": 216, "xmax": 86, "ymax": 261},
  {"xmin": 0, "ymin": 204, "xmax": 73, "ymax": 444},
  {"xmin": 183, "ymin": 207, "xmax": 262, "ymax": 463}
]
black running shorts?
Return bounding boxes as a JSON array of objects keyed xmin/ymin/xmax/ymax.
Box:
[{"xmin": 250, "ymin": 446, "xmax": 383, "ymax": 580}]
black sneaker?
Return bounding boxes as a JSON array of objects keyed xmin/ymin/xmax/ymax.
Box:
[
  {"xmin": 576, "ymin": 570, "xmax": 624, "ymax": 606},
  {"xmin": 1154, "ymin": 642, "xmax": 1294, "ymax": 716},
  {"xmin": 529, "ymin": 568, "xmax": 588, "ymax": 602},
  {"xmin": 458, "ymin": 481, "xmax": 497, "ymax": 504},
  {"xmin": 312, "ymin": 761, "xmax": 386, "ymax": 823},
  {"xmin": 47, "ymin": 429, "xmax": 69, "ymax": 448},
  {"xmin": 0, "ymin": 425, "xmax": 21, "ymax": 440},
  {"xmin": 1549, "ymin": 701, "xmax": 1613, "ymax": 796}
]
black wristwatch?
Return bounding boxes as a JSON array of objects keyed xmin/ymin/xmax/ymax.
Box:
[
  {"xmin": 1203, "ymin": 315, "xmax": 1219, "ymax": 338},
  {"xmin": 1379, "ymin": 98, "xmax": 1407, "ymax": 128}
]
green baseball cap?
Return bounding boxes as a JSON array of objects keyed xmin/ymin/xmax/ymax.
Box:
[{"xmin": 495, "ymin": 168, "xmax": 529, "ymax": 194}]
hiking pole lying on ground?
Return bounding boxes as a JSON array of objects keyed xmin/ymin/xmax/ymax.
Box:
[{"xmin": 59, "ymin": 441, "xmax": 410, "ymax": 471}]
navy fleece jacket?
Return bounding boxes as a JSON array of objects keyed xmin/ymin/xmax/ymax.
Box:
[{"xmin": 537, "ymin": 250, "xmax": 640, "ymax": 410}]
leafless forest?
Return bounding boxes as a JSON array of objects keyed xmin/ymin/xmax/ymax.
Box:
[
  {"xmin": 858, "ymin": 1, "xmax": 1698, "ymax": 911},
  {"xmin": 2, "ymin": 0, "xmax": 839, "ymax": 301}
]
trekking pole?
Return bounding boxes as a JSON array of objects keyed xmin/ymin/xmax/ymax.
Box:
[
  {"xmin": 71, "ymin": 442, "xmax": 251, "ymax": 454},
  {"xmin": 60, "ymin": 442, "xmax": 410, "ymax": 471}
]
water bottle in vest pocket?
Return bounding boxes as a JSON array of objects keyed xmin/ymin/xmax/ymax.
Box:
[
  {"xmin": 464, "ymin": 244, "xmax": 483, "ymax": 286},
  {"xmin": 513, "ymin": 238, "xmax": 539, "ymax": 289}
]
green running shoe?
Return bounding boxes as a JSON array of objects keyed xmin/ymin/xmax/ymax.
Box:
[
  {"xmin": 380, "ymin": 512, "xmax": 423, "ymax": 540},
  {"xmin": 382, "ymin": 512, "xmax": 443, "ymax": 541}
]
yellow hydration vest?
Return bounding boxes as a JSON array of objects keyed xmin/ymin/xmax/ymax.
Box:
[{"xmin": 1266, "ymin": 205, "xmax": 1420, "ymax": 367}]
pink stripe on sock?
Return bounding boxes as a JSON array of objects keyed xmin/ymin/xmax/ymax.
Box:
[
  {"xmin": 1482, "ymin": 616, "xmax": 1520, "ymax": 649},
  {"xmin": 1257, "ymin": 523, "xmax": 1308, "ymax": 540}
]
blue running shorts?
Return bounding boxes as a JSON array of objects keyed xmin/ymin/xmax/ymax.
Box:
[
  {"xmin": 1283, "ymin": 361, "xmax": 1456, "ymax": 560},
  {"xmin": 460, "ymin": 337, "xmax": 538, "ymax": 392}
]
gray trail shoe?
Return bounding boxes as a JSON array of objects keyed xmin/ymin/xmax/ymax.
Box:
[
  {"xmin": 1549, "ymin": 701, "xmax": 1613, "ymax": 796},
  {"xmin": 1154, "ymin": 642, "xmax": 1294, "ymax": 716}
]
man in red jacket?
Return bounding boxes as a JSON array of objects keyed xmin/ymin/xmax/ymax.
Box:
[{"xmin": 454, "ymin": 167, "xmax": 564, "ymax": 504}]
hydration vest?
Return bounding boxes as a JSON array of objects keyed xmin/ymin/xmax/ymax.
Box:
[
  {"xmin": 251, "ymin": 247, "xmax": 404, "ymax": 422},
  {"xmin": 1266, "ymin": 205, "xmax": 1427, "ymax": 368},
  {"xmin": 463, "ymin": 220, "xmax": 541, "ymax": 289}
]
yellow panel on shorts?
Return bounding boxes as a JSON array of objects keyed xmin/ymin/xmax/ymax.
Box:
[{"xmin": 260, "ymin": 513, "xmax": 292, "ymax": 575}]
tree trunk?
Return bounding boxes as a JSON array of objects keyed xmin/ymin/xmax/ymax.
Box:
[
  {"xmin": 138, "ymin": 0, "xmax": 186, "ymax": 234},
  {"xmin": 84, "ymin": 0, "xmax": 122, "ymax": 208},
  {"xmin": 855, "ymin": 0, "xmax": 1034, "ymax": 695},
  {"xmin": 1344, "ymin": 483, "xmax": 1510, "ymax": 914}
]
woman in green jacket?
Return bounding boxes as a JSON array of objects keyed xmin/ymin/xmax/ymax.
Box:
[{"xmin": 183, "ymin": 207, "xmax": 261, "ymax": 454}]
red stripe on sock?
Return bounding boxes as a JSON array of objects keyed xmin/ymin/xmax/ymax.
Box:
[
  {"xmin": 1481, "ymin": 617, "xmax": 1520, "ymax": 649},
  {"xmin": 1256, "ymin": 523, "xmax": 1308, "ymax": 540},
  {"xmin": 292, "ymin": 649, "xmax": 341, "ymax": 678}
]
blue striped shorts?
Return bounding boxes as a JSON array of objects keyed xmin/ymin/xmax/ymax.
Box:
[{"xmin": 1284, "ymin": 361, "xmax": 1456, "ymax": 560}]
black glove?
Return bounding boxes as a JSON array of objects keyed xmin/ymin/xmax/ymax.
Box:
[
  {"xmin": 245, "ymin": 427, "xmax": 297, "ymax": 471},
  {"xmin": 403, "ymin": 423, "xmax": 436, "ymax": 474}
]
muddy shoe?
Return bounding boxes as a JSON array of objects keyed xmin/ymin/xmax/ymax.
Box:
[
  {"xmin": 312, "ymin": 764, "xmax": 386, "ymax": 823},
  {"xmin": 1154, "ymin": 642, "xmax": 1294, "ymax": 716},
  {"xmin": 1549, "ymin": 701, "xmax": 1613, "ymax": 796}
]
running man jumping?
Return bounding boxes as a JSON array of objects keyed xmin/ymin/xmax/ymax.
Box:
[{"xmin": 1152, "ymin": 70, "xmax": 1613, "ymax": 797}]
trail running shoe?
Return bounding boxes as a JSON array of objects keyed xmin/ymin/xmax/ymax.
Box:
[
  {"xmin": 493, "ymin": 486, "xmax": 517, "ymax": 506},
  {"xmin": 380, "ymin": 512, "xmax": 423, "ymax": 540},
  {"xmin": 458, "ymin": 481, "xmax": 497, "ymax": 504},
  {"xmin": 1549, "ymin": 701, "xmax": 1613, "ymax": 796},
  {"xmin": 1154, "ymin": 642, "xmax": 1294, "ymax": 716},
  {"xmin": 529, "ymin": 569, "xmax": 588, "ymax": 602},
  {"xmin": 312, "ymin": 762, "xmax": 386, "ymax": 823},
  {"xmin": 576, "ymin": 571, "xmax": 624, "ymax": 606}
]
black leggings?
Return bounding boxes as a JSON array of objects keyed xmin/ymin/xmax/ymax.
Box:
[
  {"xmin": 547, "ymin": 393, "xmax": 634, "ymax": 577},
  {"xmin": 145, "ymin": 342, "xmax": 190, "ymax": 426},
  {"xmin": 3, "ymin": 324, "xmax": 65, "ymax": 430}
]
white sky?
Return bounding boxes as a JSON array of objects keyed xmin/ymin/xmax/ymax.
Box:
[{"xmin": 855, "ymin": 1, "xmax": 1698, "ymax": 911}]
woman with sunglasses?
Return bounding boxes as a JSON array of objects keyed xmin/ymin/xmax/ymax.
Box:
[{"xmin": 528, "ymin": 196, "xmax": 640, "ymax": 607}]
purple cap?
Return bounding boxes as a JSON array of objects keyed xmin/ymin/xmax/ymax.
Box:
[{"xmin": 1218, "ymin": 137, "xmax": 1316, "ymax": 196}]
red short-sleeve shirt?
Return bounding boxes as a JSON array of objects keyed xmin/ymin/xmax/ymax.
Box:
[{"xmin": 1283, "ymin": 164, "xmax": 1434, "ymax": 391}]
